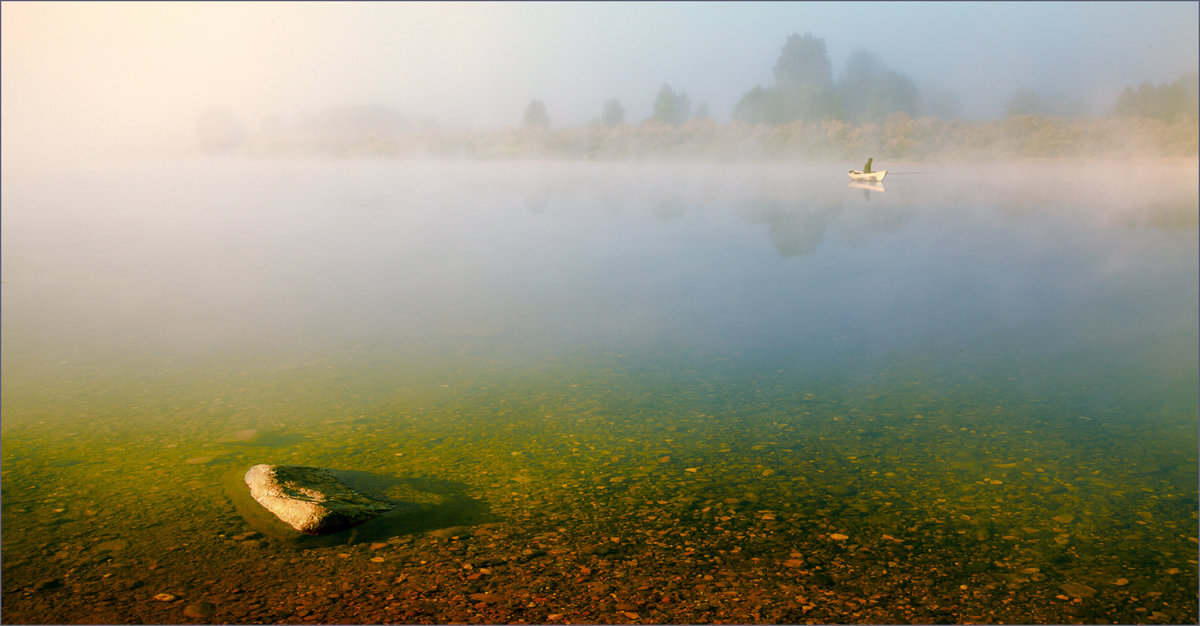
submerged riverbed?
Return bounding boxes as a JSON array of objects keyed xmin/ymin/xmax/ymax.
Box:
[{"xmin": 2, "ymin": 158, "xmax": 1197, "ymax": 624}]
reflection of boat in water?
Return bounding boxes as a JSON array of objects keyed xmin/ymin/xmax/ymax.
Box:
[
  {"xmin": 849, "ymin": 181, "xmax": 885, "ymax": 193},
  {"xmin": 848, "ymin": 169, "xmax": 887, "ymax": 182}
]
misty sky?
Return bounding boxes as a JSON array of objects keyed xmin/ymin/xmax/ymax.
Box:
[{"xmin": 2, "ymin": 1, "xmax": 1197, "ymax": 156}]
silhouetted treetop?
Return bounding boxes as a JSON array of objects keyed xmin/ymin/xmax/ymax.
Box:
[
  {"xmin": 601, "ymin": 99, "xmax": 626, "ymax": 127},
  {"xmin": 651, "ymin": 84, "xmax": 692, "ymax": 126},
  {"xmin": 837, "ymin": 49, "xmax": 920, "ymax": 123},
  {"xmin": 773, "ymin": 32, "xmax": 834, "ymax": 90},
  {"xmin": 523, "ymin": 99, "xmax": 550, "ymax": 128},
  {"xmin": 1114, "ymin": 73, "xmax": 1199, "ymax": 121}
]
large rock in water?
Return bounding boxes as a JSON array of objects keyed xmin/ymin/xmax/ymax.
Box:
[{"xmin": 244, "ymin": 464, "xmax": 392, "ymax": 534}]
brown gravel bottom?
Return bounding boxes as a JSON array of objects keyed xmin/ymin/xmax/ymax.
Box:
[{"xmin": 3, "ymin": 510, "xmax": 1196, "ymax": 625}]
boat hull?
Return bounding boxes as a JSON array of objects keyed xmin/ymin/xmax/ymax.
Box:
[
  {"xmin": 848, "ymin": 169, "xmax": 887, "ymax": 182},
  {"xmin": 849, "ymin": 181, "xmax": 886, "ymax": 193}
]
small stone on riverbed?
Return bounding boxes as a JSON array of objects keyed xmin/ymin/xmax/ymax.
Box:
[
  {"xmin": 184, "ymin": 601, "xmax": 216, "ymax": 619},
  {"xmin": 1059, "ymin": 582, "xmax": 1096, "ymax": 598}
]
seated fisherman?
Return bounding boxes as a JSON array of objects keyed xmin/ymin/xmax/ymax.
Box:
[{"xmin": 863, "ymin": 157, "xmax": 874, "ymax": 173}]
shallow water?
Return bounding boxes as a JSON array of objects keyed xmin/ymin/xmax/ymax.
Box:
[{"xmin": 2, "ymin": 157, "xmax": 1197, "ymax": 624}]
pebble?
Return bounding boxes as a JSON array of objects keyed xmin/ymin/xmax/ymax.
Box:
[
  {"xmin": 783, "ymin": 559, "xmax": 805, "ymax": 568},
  {"xmin": 93, "ymin": 539, "xmax": 131, "ymax": 552},
  {"xmin": 1051, "ymin": 514, "xmax": 1075, "ymax": 524},
  {"xmin": 429, "ymin": 526, "xmax": 469, "ymax": 539},
  {"xmin": 1059, "ymin": 582, "xmax": 1096, "ymax": 598},
  {"xmin": 33, "ymin": 578, "xmax": 62, "ymax": 592},
  {"xmin": 183, "ymin": 601, "xmax": 216, "ymax": 619},
  {"xmin": 468, "ymin": 592, "xmax": 503, "ymax": 604},
  {"xmin": 153, "ymin": 593, "xmax": 178, "ymax": 602},
  {"xmin": 830, "ymin": 533, "xmax": 849, "ymax": 541},
  {"xmin": 1112, "ymin": 578, "xmax": 1129, "ymax": 586}
]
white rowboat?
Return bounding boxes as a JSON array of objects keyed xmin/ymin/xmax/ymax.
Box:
[{"xmin": 848, "ymin": 169, "xmax": 887, "ymax": 182}]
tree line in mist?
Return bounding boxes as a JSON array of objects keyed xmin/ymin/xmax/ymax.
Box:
[{"xmin": 196, "ymin": 32, "xmax": 1199, "ymax": 161}]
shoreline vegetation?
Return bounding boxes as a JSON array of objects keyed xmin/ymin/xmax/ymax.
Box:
[
  {"xmin": 189, "ymin": 32, "xmax": 1197, "ymax": 164},
  {"xmin": 197, "ymin": 113, "xmax": 1198, "ymax": 163}
]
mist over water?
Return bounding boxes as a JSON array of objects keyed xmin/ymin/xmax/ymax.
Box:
[{"xmin": 3, "ymin": 157, "xmax": 1195, "ymax": 411}]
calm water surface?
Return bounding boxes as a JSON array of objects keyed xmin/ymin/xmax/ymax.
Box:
[{"xmin": 2, "ymin": 158, "xmax": 1196, "ymax": 623}]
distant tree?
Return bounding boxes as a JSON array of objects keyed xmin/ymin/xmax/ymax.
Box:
[
  {"xmin": 674, "ymin": 91, "xmax": 693, "ymax": 124},
  {"xmin": 1006, "ymin": 88, "xmax": 1044, "ymax": 117},
  {"xmin": 1114, "ymin": 73, "xmax": 1199, "ymax": 120},
  {"xmin": 837, "ymin": 49, "xmax": 920, "ymax": 123},
  {"xmin": 651, "ymin": 84, "xmax": 692, "ymax": 126},
  {"xmin": 194, "ymin": 107, "xmax": 244, "ymax": 153},
  {"xmin": 523, "ymin": 99, "xmax": 550, "ymax": 128},
  {"xmin": 1113, "ymin": 84, "xmax": 1142, "ymax": 117},
  {"xmin": 773, "ymin": 32, "xmax": 834, "ymax": 91},
  {"xmin": 732, "ymin": 86, "xmax": 769, "ymax": 124},
  {"xmin": 734, "ymin": 32, "xmax": 838, "ymax": 125},
  {"xmin": 601, "ymin": 99, "xmax": 626, "ymax": 127},
  {"xmin": 693, "ymin": 102, "xmax": 711, "ymax": 121},
  {"xmin": 732, "ymin": 84, "xmax": 807, "ymax": 125}
]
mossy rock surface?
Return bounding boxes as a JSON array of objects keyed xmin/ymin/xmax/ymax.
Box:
[{"xmin": 244, "ymin": 464, "xmax": 392, "ymax": 534}]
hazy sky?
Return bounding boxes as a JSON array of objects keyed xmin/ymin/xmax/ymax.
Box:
[{"xmin": 3, "ymin": 1, "xmax": 1197, "ymax": 156}]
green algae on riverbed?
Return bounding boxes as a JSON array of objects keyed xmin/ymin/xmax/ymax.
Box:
[{"xmin": 2, "ymin": 355, "xmax": 1196, "ymax": 624}]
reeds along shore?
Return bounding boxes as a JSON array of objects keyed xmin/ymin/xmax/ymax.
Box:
[{"xmin": 231, "ymin": 114, "xmax": 1200, "ymax": 162}]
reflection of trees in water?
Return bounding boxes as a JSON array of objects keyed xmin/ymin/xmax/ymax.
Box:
[
  {"xmin": 509, "ymin": 164, "xmax": 921, "ymax": 259},
  {"xmin": 738, "ymin": 196, "xmax": 912, "ymax": 259},
  {"xmin": 1120, "ymin": 201, "xmax": 1199, "ymax": 233},
  {"xmin": 599, "ymin": 187, "xmax": 627, "ymax": 214},
  {"xmin": 653, "ymin": 198, "xmax": 689, "ymax": 223},
  {"xmin": 739, "ymin": 200, "xmax": 842, "ymax": 258},
  {"xmin": 526, "ymin": 186, "xmax": 551, "ymax": 214}
]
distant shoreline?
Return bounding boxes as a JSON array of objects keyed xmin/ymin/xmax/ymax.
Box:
[{"xmin": 182, "ymin": 115, "xmax": 1198, "ymax": 163}]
